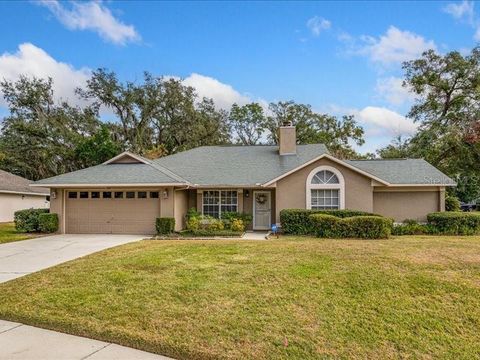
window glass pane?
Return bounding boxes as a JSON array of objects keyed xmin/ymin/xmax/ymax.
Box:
[
  {"xmin": 103, "ymin": 192, "xmax": 112, "ymax": 199},
  {"xmin": 68, "ymin": 192, "xmax": 77, "ymax": 199},
  {"xmin": 126, "ymin": 191, "xmax": 135, "ymax": 199},
  {"xmin": 79, "ymin": 191, "xmax": 89, "ymax": 199},
  {"xmin": 138, "ymin": 191, "xmax": 147, "ymax": 199},
  {"xmin": 326, "ymin": 173, "xmax": 339, "ymax": 184},
  {"xmin": 220, "ymin": 191, "xmax": 238, "ymax": 214},
  {"xmin": 150, "ymin": 191, "xmax": 159, "ymax": 198},
  {"xmin": 311, "ymin": 170, "xmax": 340, "ymax": 184},
  {"xmin": 203, "ymin": 191, "xmax": 220, "ymax": 218},
  {"xmin": 114, "ymin": 192, "xmax": 123, "ymax": 199},
  {"xmin": 311, "ymin": 189, "xmax": 339, "ymax": 210},
  {"xmin": 91, "ymin": 191, "xmax": 100, "ymax": 199}
]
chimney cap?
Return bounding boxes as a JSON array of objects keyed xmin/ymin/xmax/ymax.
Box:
[{"xmin": 282, "ymin": 120, "xmax": 293, "ymax": 127}]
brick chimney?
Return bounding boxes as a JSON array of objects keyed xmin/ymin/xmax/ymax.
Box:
[{"xmin": 278, "ymin": 121, "xmax": 296, "ymax": 155}]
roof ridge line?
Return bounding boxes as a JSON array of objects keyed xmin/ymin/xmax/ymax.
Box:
[{"xmin": 143, "ymin": 158, "xmax": 190, "ymax": 184}]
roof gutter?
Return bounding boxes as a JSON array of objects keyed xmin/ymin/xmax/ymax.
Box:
[
  {"xmin": 0, "ymin": 190, "xmax": 49, "ymax": 197},
  {"xmin": 30, "ymin": 183, "xmax": 186, "ymax": 188}
]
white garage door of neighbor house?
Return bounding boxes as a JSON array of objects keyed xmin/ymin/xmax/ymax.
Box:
[{"xmin": 66, "ymin": 190, "xmax": 160, "ymax": 234}]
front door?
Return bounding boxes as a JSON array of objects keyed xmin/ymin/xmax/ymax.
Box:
[{"xmin": 253, "ymin": 191, "xmax": 271, "ymax": 230}]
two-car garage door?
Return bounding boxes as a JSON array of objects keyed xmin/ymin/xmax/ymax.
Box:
[{"xmin": 66, "ymin": 190, "xmax": 160, "ymax": 234}]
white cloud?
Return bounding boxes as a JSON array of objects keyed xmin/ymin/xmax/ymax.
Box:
[
  {"xmin": 355, "ymin": 106, "xmax": 418, "ymax": 136},
  {"xmin": 182, "ymin": 73, "xmax": 251, "ymax": 109},
  {"xmin": 321, "ymin": 104, "xmax": 418, "ymax": 153},
  {"xmin": 443, "ymin": 1, "xmax": 480, "ymax": 41},
  {"xmin": 37, "ymin": 0, "xmax": 140, "ymax": 45},
  {"xmin": 0, "ymin": 43, "xmax": 90, "ymax": 106},
  {"xmin": 0, "ymin": 44, "xmax": 254, "ymax": 112},
  {"xmin": 444, "ymin": 1, "xmax": 475, "ymax": 22},
  {"xmin": 306, "ymin": 16, "xmax": 331, "ymax": 36},
  {"xmin": 358, "ymin": 26, "xmax": 436, "ymax": 65},
  {"xmin": 375, "ymin": 77, "xmax": 415, "ymax": 106}
]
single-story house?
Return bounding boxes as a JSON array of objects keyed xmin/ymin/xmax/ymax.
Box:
[
  {"xmin": 0, "ymin": 170, "xmax": 50, "ymax": 222},
  {"xmin": 31, "ymin": 124, "xmax": 456, "ymax": 234}
]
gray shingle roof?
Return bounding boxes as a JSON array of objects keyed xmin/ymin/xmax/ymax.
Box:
[
  {"xmin": 0, "ymin": 170, "xmax": 49, "ymax": 194},
  {"xmin": 34, "ymin": 163, "xmax": 183, "ymax": 185},
  {"xmin": 32, "ymin": 144, "xmax": 456, "ymax": 187},
  {"xmin": 346, "ymin": 159, "xmax": 456, "ymax": 185},
  {"xmin": 154, "ymin": 144, "xmax": 329, "ymax": 186}
]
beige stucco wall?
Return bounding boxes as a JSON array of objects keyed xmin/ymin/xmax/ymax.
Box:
[
  {"xmin": 159, "ymin": 187, "xmax": 174, "ymax": 218},
  {"xmin": 373, "ymin": 187, "xmax": 442, "ymax": 222},
  {"xmin": 50, "ymin": 189, "xmax": 64, "ymax": 233},
  {"xmin": 0, "ymin": 193, "xmax": 49, "ymax": 222},
  {"xmin": 274, "ymin": 158, "xmax": 374, "ymax": 223},
  {"xmin": 174, "ymin": 189, "xmax": 188, "ymax": 231}
]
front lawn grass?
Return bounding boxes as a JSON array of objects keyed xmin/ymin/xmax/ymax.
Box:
[
  {"xmin": 0, "ymin": 222, "xmax": 38, "ymax": 244},
  {"xmin": 0, "ymin": 236, "xmax": 479, "ymax": 359}
]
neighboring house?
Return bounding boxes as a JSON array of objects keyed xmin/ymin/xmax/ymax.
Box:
[
  {"xmin": 0, "ymin": 170, "xmax": 50, "ymax": 222},
  {"xmin": 32, "ymin": 124, "xmax": 456, "ymax": 234}
]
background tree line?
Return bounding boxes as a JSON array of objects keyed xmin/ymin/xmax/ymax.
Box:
[
  {"xmin": 1, "ymin": 47, "xmax": 480, "ymax": 201},
  {"xmin": 377, "ymin": 47, "xmax": 480, "ymax": 202},
  {"xmin": 0, "ymin": 69, "xmax": 364, "ymax": 181}
]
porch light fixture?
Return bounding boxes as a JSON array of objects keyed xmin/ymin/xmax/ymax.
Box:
[
  {"xmin": 51, "ymin": 190, "xmax": 57, "ymax": 199},
  {"xmin": 245, "ymin": 190, "xmax": 250, "ymax": 198},
  {"xmin": 162, "ymin": 189, "xmax": 169, "ymax": 199}
]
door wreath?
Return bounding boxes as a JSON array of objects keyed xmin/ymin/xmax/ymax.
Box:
[{"xmin": 255, "ymin": 193, "xmax": 267, "ymax": 204}]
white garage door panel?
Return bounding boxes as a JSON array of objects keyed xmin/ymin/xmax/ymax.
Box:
[{"xmin": 66, "ymin": 194, "xmax": 159, "ymax": 234}]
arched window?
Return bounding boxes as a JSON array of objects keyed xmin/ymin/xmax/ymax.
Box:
[{"xmin": 306, "ymin": 166, "xmax": 345, "ymax": 210}]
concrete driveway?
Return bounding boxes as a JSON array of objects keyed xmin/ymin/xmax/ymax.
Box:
[{"xmin": 0, "ymin": 234, "xmax": 144, "ymax": 283}]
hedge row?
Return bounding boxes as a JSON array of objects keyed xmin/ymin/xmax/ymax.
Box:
[
  {"xmin": 14, "ymin": 208, "xmax": 49, "ymax": 232},
  {"xmin": 280, "ymin": 209, "xmax": 381, "ymax": 235},
  {"xmin": 282, "ymin": 209, "xmax": 480, "ymax": 238},
  {"xmin": 309, "ymin": 214, "xmax": 393, "ymax": 239},
  {"xmin": 427, "ymin": 212, "xmax": 480, "ymax": 235}
]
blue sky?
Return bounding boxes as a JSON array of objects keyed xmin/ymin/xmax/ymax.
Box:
[{"xmin": 0, "ymin": 1, "xmax": 478, "ymax": 153}]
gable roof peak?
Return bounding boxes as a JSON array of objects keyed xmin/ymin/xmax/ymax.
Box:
[{"xmin": 103, "ymin": 151, "xmax": 150, "ymax": 165}]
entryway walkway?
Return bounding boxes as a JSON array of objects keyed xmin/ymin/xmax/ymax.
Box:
[
  {"xmin": 241, "ymin": 231, "xmax": 270, "ymax": 240},
  {"xmin": 0, "ymin": 320, "xmax": 170, "ymax": 360},
  {"xmin": 0, "ymin": 234, "xmax": 144, "ymax": 283}
]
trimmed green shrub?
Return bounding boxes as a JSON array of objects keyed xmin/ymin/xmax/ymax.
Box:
[
  {"xmin": 309, "ymin": 214, "xmax": 393, "ymax": 239},
  {"xmin": 427, "ymin": 212, "xmax": 480, "ymax": 235},
  {"xmin": 156, "ymin": 218, "xmax": 175, "ymax": 234},
  {"xmin": 309, "ymin": 214, "xmax": 340, "ymax": 237},
  {"xmin": 14, "ymin": 208, "xmax": 49, "ymax": 232},
  {"xmin": 281, "ymin": 209, "xmax": 381, "ymax": 235},
  {"xmin": 341, "ymin": 216, "xmax": 393, "ymax": 239},
  {"xmin": 38, "ymin": 213, "xmax": 59, "ymax": 233},
  {"xmin": 445, "ymin": 195, "xmax": 461, "ymax": 212}
]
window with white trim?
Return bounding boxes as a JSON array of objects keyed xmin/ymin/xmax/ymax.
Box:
[
  {"xmin": 202, "ymin": 190, "xmax": 238, "ymax": 218},
  {"xmin": 306, "ymin": 167, "xmax": 345, "ymax": 210}
]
